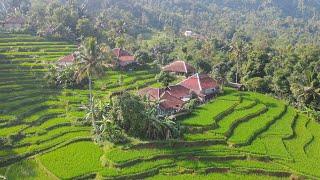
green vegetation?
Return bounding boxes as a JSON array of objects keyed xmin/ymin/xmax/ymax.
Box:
[
  {"xmin": 150, "ymin": 173, "xmax": 284, "ymax": 180},
  {"xmin": 3, "ymin": 0, "xmax": 320, "ymax": 116},
  {"xmin": 38, "ymin": 141, "xmax": 103, "ymax": 179},
  {"xmin": 0, "ymin": 33, "xmax": 320, "ymax": 179},
  {"xmin": 2, "ymin": 159, "xmax": 53, "ymax": 180},
  {"xmin": 181, "ymin": 95, "xmax": 240, "ymax": 126}
]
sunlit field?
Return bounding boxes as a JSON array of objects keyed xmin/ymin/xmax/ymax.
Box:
[{"xmin": 0, "ymin": 34, "xmax": 320, "ymax": 179}]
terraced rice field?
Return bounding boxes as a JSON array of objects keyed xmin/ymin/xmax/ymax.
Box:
[{"xmin": 1, "ymin": 34, "xmax": 320, "ymax": 179}]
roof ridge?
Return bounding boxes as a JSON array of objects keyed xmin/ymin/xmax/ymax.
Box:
[
  {"xmin": 178, "ymin": 73, "xmax": 197, "ymax": 85},
  {"xmin": 183, "ymin": 61, "xmax": 188, "ymax": 73},
  {"xmin": 162, "ymin": 91, "xmax": 183, "ymax": 101},
  {"xmin": 196, "ymin": 73, "xmax": 202, "ymax": 91},
  {"xmin": 58, "ymin": 53, "xmax": 75, "ymax": 62}
]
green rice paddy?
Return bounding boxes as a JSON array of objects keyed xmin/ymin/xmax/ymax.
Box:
[{"xmin": 1, "ymin": 34, "xmax": 320, "ymax": 179}]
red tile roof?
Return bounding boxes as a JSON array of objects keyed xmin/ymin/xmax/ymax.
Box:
[
  {"xmin": 138, "ymin": 73, "xmax": 219, "ymax": 110},
  {"xmin": 200, "ymin": 74, "xmax": 219, "ymax": 90},
  {"xmin": 113, "ymin": 48, "xmax": 131, "ymax": 57},
  {"xmin": 58, "ymin": 54, "xmax": 75, "ymax": 64},
  {"xmin": 119, "ymin": 56, "xmax": 135, "ymax": 66},
  {"xmin": 179, "ymin": 74, "xmax": 201, "ymax": 92},
  {"xmin": 163, "ymin": 61, "xmax": 196, "ymax": 74},
  {"xmin": 159, "ymin": 92, "xmax": 185, "ymax": 110},
  {"xmin": 138, "ymin": 87, "xmax": 186, "ymax": 110},
  {"xmin": 112, "ymin": 48, "xmax": 135, "ymax": 67},
  {"xmin": 119, "ymin": 56, "xmax": 135, "ymax": 62},
  {"xmin": 179, "ymin": 73, "xmax": 219, "ymax": 93},
  {"xmin": 165, "ymin": 85, "xmax": 191, "ymax": 99},
  {"xmin": 138, "ymin": 87, "xmax": 163, "ymax": 101}
]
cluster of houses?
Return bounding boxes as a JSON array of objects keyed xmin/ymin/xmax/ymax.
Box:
[
  {"xmin": 57, "ymin": 48, "xmax": 136, "ymax": 69},
  {"xmin": 57, "ymin": 49, "xmax": 221, "ymax": 116},
  {"xmin": 139, "ymin": 61, "xmax": 220, "ymax": 116},
  {"xmin": 0, "ymin": 16, "xmax": 229, "ymax": 117}
]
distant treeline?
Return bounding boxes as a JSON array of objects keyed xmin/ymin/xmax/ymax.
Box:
[
  {"xmin": 1, "ymin": 0, "xmax": 320, "ymax": 44},
  {"xmin": 0, "ymin": 0, "xmax": 319, "ymax": 119}
]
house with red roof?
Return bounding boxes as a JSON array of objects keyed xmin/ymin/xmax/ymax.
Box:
[
  {"xmin": 179, "ymin": 73, "xmax": 220, "ymax": 102},
  {"xmin": 57, "ymin": 53, "xmax": 76, "ymax": 68},
  {"xmin": 138, "ymin": 87, "xmax": 163, "ymax": 102},
  {"xmin": 159, "ymin": 92, "xmax": 185, "ymax": 114},
  {"xmin": 162, "ymin": 60, "xmax": 196, "ymax": 76},
  {"xmin": 112, "ymin": 48, "xmax": 137, "ymax": 68},
  {"xmin": 138, "ymin": 73, "xmax": 220, "ymax": 115},
  {"xmin": 164, "ymin": 85, "xmax": 194, "ymax": 102},
  {"xmin": 138, "ymin": 85, "xmax": 192, "ymax": 115}
]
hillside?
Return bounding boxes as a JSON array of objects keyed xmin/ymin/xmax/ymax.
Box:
[
  {"xmin": 78, "ymin": 0, "xmax": 320, "ymax": 43},
  {"xmin": 2, "ymin": 0, "xmax": 320, "ymax": 45},
  {"xmin": 1, "ymin": 34, "xmax": 320, "ymax": 179}
]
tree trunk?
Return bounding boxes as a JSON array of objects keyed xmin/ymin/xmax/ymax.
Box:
[
  {"xmin": 221, "ymin": 79, "xmax": 225, "ymax": 91},
  {"xmin": 236, "ymin": 60, "xmax": 239, "ymax": 84},
  {"xmin": 88, "ymin": 75, "xmax": 97, "ymax": 133}
]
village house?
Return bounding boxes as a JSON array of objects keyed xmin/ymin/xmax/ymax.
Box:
[
  {"xmin": 112, "ymin": 48, "xmax": 137, "ymax": 69},
  {"xmin": 138, "ymin": 86, "xmax": 189, "ymax": 116},
  {"xmin": 56, "ymin": 48, "xmax": 137, "ymax": 70},
  {"xmin": 184, "ymin": 31, "xmax": 194, "ymax": 37},
  {"xmin": 227, "ymin": 82, "xmax": 245, "ymax": 91},
  {"xmin": 179, "ymin": 73, "xmax": 220, "ymax": 102},
  {"xmin": 1, "ymin": 16, "xmax": 25, "ymax": 30},
  {"xmin": 57, "ymin": 53, "xmax": 76, "ymax": 68},
  {"xmin": 139, "ymin": 72, "xmax": 220, "ymax": 115},
  {"xmin": 162, "ymin": 60, "xmax": 196, "ymax": 76},
  {"xmin": 183, "ymin": 30, "xmax": 207, "ymax": 40}
]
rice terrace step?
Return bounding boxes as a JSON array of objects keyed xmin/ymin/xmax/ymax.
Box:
[{"xmin": 0, "ymin": 27, "xmax": 319, "ymax": 179}]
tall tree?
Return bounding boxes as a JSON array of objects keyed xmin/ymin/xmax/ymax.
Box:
[
  {"xmin": 76, "ymin": 37, "xmax": 107, "ymax": 134},
  {"xmin": 76, "ymin": 18, "xmax": 95, "ymax": 38},
  {"xmin": 291, "ymin": 69, "xmax": 320, "ymax": 110},
  {"xmin": 230, "ymin": 35, "xmax": 248, "ymax": 83},
  {"xmin": 155, "ymin": 71, "xmax": 175, "ymax": 87},
  {"xmin": 134, "ymin": 50, "xmax": 152, "ymax": 65},
  {"xmin": 212, "ymin": 61, "xmax": 229, "ymax": 91}
]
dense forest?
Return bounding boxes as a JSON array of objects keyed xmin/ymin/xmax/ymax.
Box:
[
  {"xmin": 1, "ymin": 0, "xmax": 319, "ymax": 119},
  {"xmin": 2, "ymin": 0, "xmax": 320, "ymax": 43}
]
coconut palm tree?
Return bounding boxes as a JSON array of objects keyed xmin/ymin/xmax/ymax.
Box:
[
  {"xmin": 75, "ymin": 37, "xmax": 107, "ymax": 134},
  {"xmin": 212, "ymin": 61, "xmax": 229, "ymax": 91},
  {"xmin": 299, "ymin": 70, "xmax": 320, "ymax": 103},
  {"xmin": 231, "ymin": 41, "xmax": 245, "ymax": 84},
  {"xmin": 144, "ymin": 99, "xmax": 180, "ymax": 140},
  {"xmin": 230, "ymin": 34, "xmax": 248, "ymax": 84},
  {"xmin": 291, "ymin": 70, "xmax": 320, "ymax": 110}
]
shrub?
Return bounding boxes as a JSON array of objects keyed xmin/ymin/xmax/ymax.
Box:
[
  {"xmin": 108, "ymin": 92, "xmax": 181, "ymax": 140},
  {"xmin": 183, "ymin": 99, "xmax": 198, "ymax": 112},
  {"xmin": 100, "ymin": 122, "xmax": 128, "ymax": 144},
  {"xmin": 6, "ymin": 133, "xmax": 25, "ymax": 146},
  {"xmin": 134, "ymin": 50, "xmax": 152, "ymax": 64},
  {"xmin": 155, "ymin": 71, "xmax": 175, "ymax": 87},
  {"xmin": 45, "ymin": 65, "xmax": 88, "ymax": 89},
  {"xmin": 0, "ymin": 137, "xmax": 6, "ymax": 146},
  {"xmin": 245, "ymin": 77, "xmax": 271, "ymax": 92}
]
